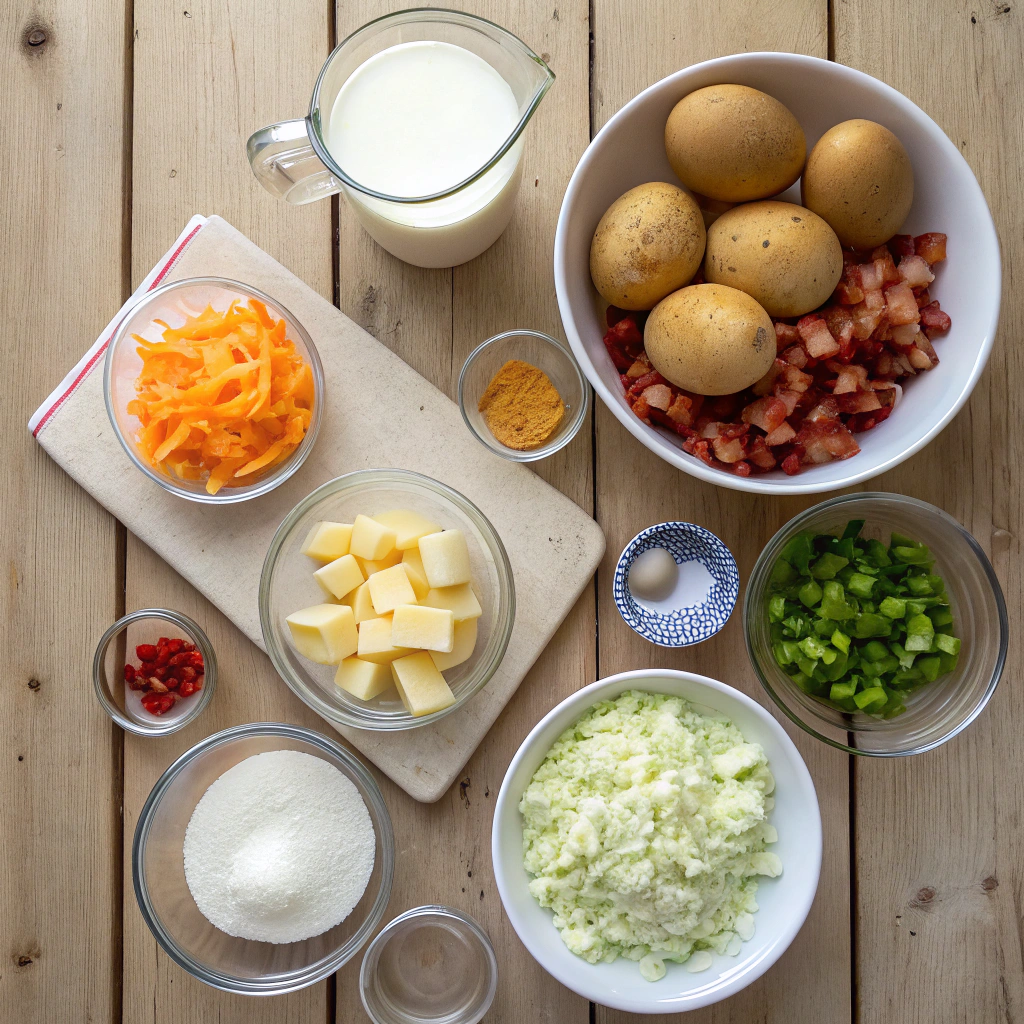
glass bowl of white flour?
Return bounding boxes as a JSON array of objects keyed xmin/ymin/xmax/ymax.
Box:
[{"xmin": 132, "ymin": 722, "xmax": 394, "ymax": 994}]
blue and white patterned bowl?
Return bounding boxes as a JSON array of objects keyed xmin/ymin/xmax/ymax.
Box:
[{"xmin": 613, "ymin": 523, "xmax": 739, "ymax": 647}]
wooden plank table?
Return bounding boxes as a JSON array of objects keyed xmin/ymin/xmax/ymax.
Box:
[{"xmin": 3, "ymin": 1, "xmax": 1021, "ymax": 1021}]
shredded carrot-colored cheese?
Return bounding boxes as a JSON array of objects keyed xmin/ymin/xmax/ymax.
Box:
[{"xmin": 127, "ymin": 299, "xmax": 314, "ymax": 494}]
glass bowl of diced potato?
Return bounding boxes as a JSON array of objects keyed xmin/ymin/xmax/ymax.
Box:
[{"xmin": 260, "ymin": 469, "xmax": 516, "ymax": 729}]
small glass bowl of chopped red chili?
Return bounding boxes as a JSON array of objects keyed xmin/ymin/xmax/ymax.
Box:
[{"xmin": 92, "ymin": 608, "xmax": 217, "ymax": 737}]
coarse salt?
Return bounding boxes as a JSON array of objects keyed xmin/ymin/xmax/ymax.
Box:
[{"xmin": 183, "ymin": 749, "xmax": 375, "ymax": 943}]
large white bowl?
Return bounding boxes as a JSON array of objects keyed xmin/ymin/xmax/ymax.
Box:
[
  {"xmin": 554, "ymin": 52, "xmax": 1000, "ymax": 494},
  {"xmin": 491, "ymin": 669, "xmax": 822, "ymax": 1014}
]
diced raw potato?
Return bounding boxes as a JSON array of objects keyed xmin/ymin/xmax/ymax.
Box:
[
  {"xmin": 367, "ymin": 564, "xmax": 418, "ymax": 616},
  {"xmin": 356, "ymin": 549, "xmax": 403, "ymax": 576},
  {"xmin": 373, "ymin": 509, "xmax": 442, "ymax": 550},
  {"xmin": 357, "ymin": 615, "xmax": 414, "ymax": 664},
  {"xmin": 300, "ymin": 521, "xmax": 353, "ymax": 562},
  {"xmin": 430, "ymin": 618, "xmax": 478, "ymax": 672},
  {"xmin": 350, "ymin": 514, "xmax": 397, "ymax": 561},
  {"xmin": 342, "ymin": 580, "xmax": 376, "ymax": 624},
  {"xmin": 422, "ymin": 583, "xmax": 483, "ymax": 622},
  {"xmin": 286, "ymin": 604, "xmax": 358, "ymax": 665},
  {"xmin": 391, "ymin": 652, "xmax": 456, "ymax": 717},
  {"xmin": 391, "ymin": 604, "xmax": 455, "ymax": 653},
  {"xmin": 419, "ymin": 530, "xmax": 472, "ymax": 588},
  {"xmin": 314, "ymin": 553, "xmax": 365, "ymax": 600},
  {"xmin": 400, "ymin": 550, "xmax": 431, "ymax": 600},
  {"xmin": 334, "ymin": 656, "xmax": 395, "ymax": 701}
]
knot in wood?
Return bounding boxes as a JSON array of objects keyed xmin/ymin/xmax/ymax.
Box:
[{"xmin": 27, "ymin": 28, "xmax": 46, "ymax": 46}]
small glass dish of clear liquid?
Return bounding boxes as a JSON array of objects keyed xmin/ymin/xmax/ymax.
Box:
[{"xmin": 359, "ymin": 905, "xmax": 498, "ymax": 1024}]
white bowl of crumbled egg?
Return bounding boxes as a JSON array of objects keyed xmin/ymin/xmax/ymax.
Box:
[{"xmin": 491, "ymin": 669, "xmax": 822, "ymax": 1013}]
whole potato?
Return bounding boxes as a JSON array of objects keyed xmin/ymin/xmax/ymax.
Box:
[
  {"xmin": 802, "ymin": 119, "xmax": 914, "ymax": 249},
  {"xmin": 665, "ymin": 84, "xmax": 806, "ymax": 203},
  {"xmin": 704, "ymin": 201, "xmax": 843, "ymax": 318},
  {"xmin": 644, "ymin": 283, "xmax": 775, "ymax": 395},
  {"xmin": 590, "ymin": 182, "xmax": 706, "ymax": 310}
]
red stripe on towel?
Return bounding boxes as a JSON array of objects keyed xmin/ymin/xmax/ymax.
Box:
[{"xmin": 32, "ymin": 221, "xmax": 205, "ymax": 438}]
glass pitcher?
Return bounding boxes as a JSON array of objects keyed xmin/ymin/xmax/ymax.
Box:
[{"xmin": 247, "ymin": 9, "xmax": 554, "ymax": 269}]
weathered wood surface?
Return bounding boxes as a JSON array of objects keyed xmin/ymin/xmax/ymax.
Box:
[{"xmin": 4, "ymin": 1, "xmax": 1020, "ymax": 1022}]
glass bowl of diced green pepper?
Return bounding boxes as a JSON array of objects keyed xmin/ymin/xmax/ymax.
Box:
[{"xmin": 744, "ymin": 493, "xmax": 1007, "ymax": 755}]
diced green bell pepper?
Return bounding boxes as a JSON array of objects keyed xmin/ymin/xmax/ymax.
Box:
[
  {"xmin": 854, "ymin": 686, "xmax": 888, "ymax": 710},
  {"xmin": 879, "ymin": 596, "xmax": 907, "ymax": 619},
  {"xmin": 810, "ymin": 552, "xmax": 850, "ymax": 580},
  {"xmin": 798, "ymin": 579, "xmax": 823, "ymax": 608}
]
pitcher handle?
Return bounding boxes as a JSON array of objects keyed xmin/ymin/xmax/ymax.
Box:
[{"xmin": 246, "ymin": 119, "xmax": 344, "ymax": 205}]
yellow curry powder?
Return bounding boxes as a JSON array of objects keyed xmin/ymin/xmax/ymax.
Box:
[{"xmin": 478, "ymin": 359, "xmax": 565, "ymax": 451}]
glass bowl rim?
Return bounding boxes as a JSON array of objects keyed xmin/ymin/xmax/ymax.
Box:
[
  {"xmin": 457, "ymin": 329, "xmax": 591, "ymax": 463},
  {"xmin": 131, "ymin": 720, "xmax": 396, "ymax": 995},
  {"xmin": 358, "ymin": 903, "xmax": 498, "ymax": 1024},
  {"xmin": 92, "ymin": 607, "xmax": 217, "ymax": 736},
  {"xmin": 102, "ymin": 276, "xmax": 325, "ymax": 505},
  {"xmin": 743, "ymin": 491, "xmax": 1008, "ymax": 757},
  {"xmin": 259, "ymin": 468, "xmax": 516, "ymax": 730}
]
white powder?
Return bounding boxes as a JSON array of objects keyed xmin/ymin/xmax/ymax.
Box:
[{"xmin": 183, "ymin": 749, "xmax": 376, "ymax": 943}]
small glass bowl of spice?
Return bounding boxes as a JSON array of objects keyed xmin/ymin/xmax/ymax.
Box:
[
  {"xmin": 93, "ymin": 608, "xmax": 217, "ymax": 736},
  {"xmin": 458, "ymin": 330, "xmax": 589, "ymax": 462}
]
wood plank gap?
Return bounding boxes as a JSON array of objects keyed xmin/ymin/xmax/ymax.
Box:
[
  {"xmin": 827, "ymin": 0, "xmax": 836, "ymax": 62},
  {"xmin": 114, "ymin": 0, "xmax": 134, "ymax": 1014}
]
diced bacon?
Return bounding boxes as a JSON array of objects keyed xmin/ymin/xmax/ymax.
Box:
[
  {"xmin": 850, "ymin": 303, "xmax": 885, "ymax": 340},
  {"xmin": 775, "ymin": 322, "xmax": 800, "ymax": 349},
  {"xmin": 641, "ymin": 384, "xmax": 673, "ymax": 411},
  {"xmin": 822, "ymin": 306, "xmax": 855, "ymax": 350},
  {"xmin": 666, "ymin": 393, "xmax": 695, "ymax": 425},
  {"xmin": 712, "ymin": 435, "xmax": 746, "ymax": 463},
  {"xmin": 797, "ymin": 315, "xmax": 840, "ymax": 358},
  {"xmin": 897, "ymin": 254, "xmax": 935, "ymax": 288},
  {"xmin": 884, "ymin": 281, "xmax": 921, "ymax": 326},
  {"xmin": 855, "ymin": 261, "xmax": 883, "ymax": 291},
  {"xmin": 919, "ymin": 301, "xmax": 952, "ymax": 333},
  {"xmin": 626, "ymin": 370, "xmax": 666, "ymax": 398},
  {"xmin": 914, "ymin": 232, "xmax": 947, "ymax": 264},
  {"xmin": 796, "ymin": 419, "xmax": 860, "ymax": 463},
  {"xmin": 847, "ymin": 404, "xmax": 893, "ymax": 432},
  {"xmin": 746, "ymin": 435, "xmax": 777, "ymax": 470},
  {"xmin": 777, "ymin": 452, "xmax": 799, "ymax": 475},
  {"xmin": 777, "ymin": 363, "xmax": 814, "ymax": 393},
  {"xmin": 834, "ymin": 279, "xmax": 865, "ymax": 305},
  {"xmin": 806, "ymin": 396, "xmax": 841, "ymax": 422},
  {"xmin": 775, "ymin": 389, "xmax": 801, "ymax": 416},
  {"xmin": 765, "ymin": 421, "xmax": 797, "ymax": 446},
  {"xmin": 837, "ymin": 390, "xmax": 883, "ymax": 414},
  {"xmin": 889, "ymin": 235, "xmax": 916, "ymax": 258},
  {"xmin": 741, "ymin": 396, "xmax": 788, "ymax": 433},
  {"xmin": 890, "ymin": 323, "xmax": 920, "ymax": 346},
  {"xmin": 894, "ymin": 351, "xmax": 917, "ymax": 376},
  {"xmin": 833, "ymin": 364, "xmax": 869, "ymax": 394},
  {"xmin": 873, "ymin": 249, "xmax": 901, "ymax": 285},
  {"xmin": 613, "ymin": 231, "xmax": 950, "ymax": 478},
  {"xmin": 873, "ymin": 351, "xmax": 898, "ymax": 378},
  {"xmin": 863, "ymin": 287, "xmax": 885, "ymax": 311},
  {"xmin": 908, "ymin": 344, "xmax": 937, "ymax": 370},
  {"xmin": 782, "ymin": 344, "xmax": 808, "ymax": 368}
]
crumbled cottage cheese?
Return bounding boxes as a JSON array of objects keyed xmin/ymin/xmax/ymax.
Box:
[{"xmin": 519, "ymin": 689, "xmax": 782, "ymax": 981}]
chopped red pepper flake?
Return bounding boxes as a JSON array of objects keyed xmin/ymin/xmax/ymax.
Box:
[{"xmin": 124, "ymin": 636, "xmax": 204, "ymax": 716}]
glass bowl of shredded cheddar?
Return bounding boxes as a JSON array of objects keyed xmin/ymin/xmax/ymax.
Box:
[{"xmin": 104, "ymin": 277, "xmax": 323, "ymax": 503}]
